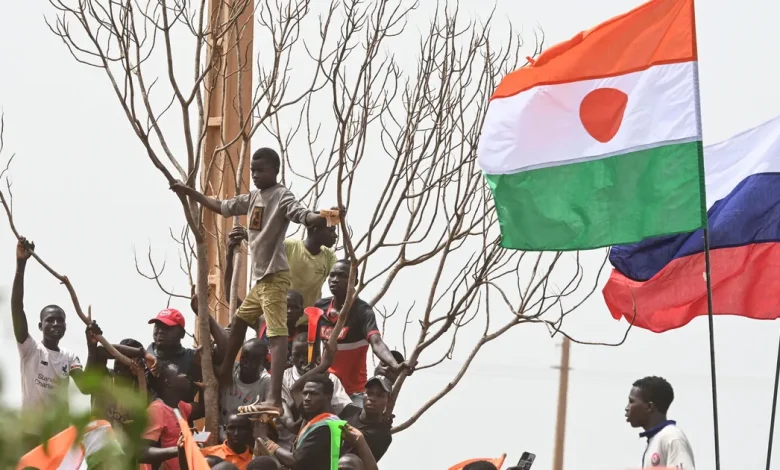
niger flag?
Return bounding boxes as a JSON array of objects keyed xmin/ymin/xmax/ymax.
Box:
[{"xmin": 477, "ymin": 0, "xmax": 705, "ymax": 251}]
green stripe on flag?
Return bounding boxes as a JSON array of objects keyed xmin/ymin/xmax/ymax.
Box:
[{"xmin": 485, "ymin": 141, "xmax": 706, "ymax": 251}]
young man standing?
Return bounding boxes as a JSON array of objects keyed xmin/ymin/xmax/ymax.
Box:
[
  {"xmin": 171, "ymin": 147, "xmax": 328, "ymax": 414},
  {"xmin": 219, "ymin": 338, "xmax": 272, "ymax": 439},
  {"xmin": 285, "ymin": 225, "xmax": 338, "ymax": 311},
  {"xmin": 11, "ymin": 238, "xmax": 88, "ymax": 444},
  {"xmin": 341, "ymin": 376, "xmax": 393, "ymax": 462},
  {"xmin": 257, "ymin": 374, "xmax": 343, "ymax": 470},
  {"xmin": 625, "ymin": 375, "xmax": 695, "ymax": 469},
  {"xmin": 315, "ymin": 260, "xmax": 407, "ymax": 406},
  {"xmin": 146, "ymin": 308, "xmax": 201, "ymax": 402},
  {"xmin": 140, "ymin": 362, "xmax": 204, "ymax": 469}
]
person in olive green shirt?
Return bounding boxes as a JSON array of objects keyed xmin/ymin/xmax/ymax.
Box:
[
  {"xmin": 285, "ymin": 225, "xmax": 338, "ymax": 319},
  {"xmin": 224, "ymin": 223, "xmax": 338, "ymax": 325}
]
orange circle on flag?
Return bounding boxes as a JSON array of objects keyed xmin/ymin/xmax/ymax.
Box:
[{"xmin": 579, "ymin": 87, "xmax": 628, "ymax": 143}]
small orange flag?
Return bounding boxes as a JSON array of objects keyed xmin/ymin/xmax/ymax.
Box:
[
  {"xmin": 449, "ymin": 454, "xmax": 507, "ymax": 470},
  {"xmin": 16, "ymin": 426, "xmax": 81, "ymax": 470},
  {"xmin": 174, "ymin": 409, "xmax": 211, "ymax": 470}
]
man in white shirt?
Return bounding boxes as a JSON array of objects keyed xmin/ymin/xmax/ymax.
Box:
[
  {"xmin": 12, "ymin": 239, "xmax": 89, "ymax": 446},
  {"xmin": 219, "ymin": 338, "xmax": 273, "ymax": 440},
  {"xmin": 625, "ymin": 375, "xmax": 695, "ymax": 469}
]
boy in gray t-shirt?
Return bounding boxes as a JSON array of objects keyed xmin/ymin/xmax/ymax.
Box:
[{"xmin": 171, "ymin": 147, "xmax": 328, "ymax": 414}]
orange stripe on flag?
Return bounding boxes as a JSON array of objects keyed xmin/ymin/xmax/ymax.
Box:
[
  {"xmin": 492, "ymin": 0, "xmax": 696, "ymax": 99},
  {"xmin": 16, "ymin": 426, "xmax": 79, "ymax": 470},
  {"xmin": 449, "ymin": 454, "xmax": 507, "ymax": 470},
  {"xmin": 174, "ymin": 409, "xmax": 211, "ymax": 470}
]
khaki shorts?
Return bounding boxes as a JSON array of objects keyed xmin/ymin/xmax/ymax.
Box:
[{"xmin": 236, "ymin": 270, "xmax": 292, "ymax": 338}]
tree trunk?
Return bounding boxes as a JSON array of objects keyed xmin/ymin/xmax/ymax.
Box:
[{"xmin": 196, "ymin": 239, "xmax": 219, "ymax": 443}]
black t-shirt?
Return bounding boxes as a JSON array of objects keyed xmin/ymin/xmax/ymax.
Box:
[
  {"xmin": 314, "ymin": 296, "xmax": 381, "ymax": 395},
  {"xmin": 341, "ymin": 410, "xmax": 392, "ymax": 462},
  {"xmin": 146, "ymin": 343, "xmax": 201, "ymax": 401},
  {"xmin": 294, "ymin": 425, "xmax": 340, "ymax": 470}
]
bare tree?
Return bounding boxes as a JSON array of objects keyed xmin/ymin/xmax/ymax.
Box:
[
  {"xmin": 267, "ymin": 2, "xmax": 618, "ymax": 432},
  {"xmin": 46, "ymin": 0, "xmax": 619, "ymax": 438}
]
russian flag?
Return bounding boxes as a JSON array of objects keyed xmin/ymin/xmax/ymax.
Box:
[{"xmin": 603, "ymin": 115, "xmax": 780, "ymax": 332}]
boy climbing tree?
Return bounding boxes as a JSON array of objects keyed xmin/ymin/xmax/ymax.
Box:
[{"xmin": 170, "ymin": 147, "xmax": 330, "ymax": 415}]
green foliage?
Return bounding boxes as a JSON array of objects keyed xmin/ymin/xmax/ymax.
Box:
[{"xmin": 0, "ymin": 368, "xmax": 150, "ymax": 470}]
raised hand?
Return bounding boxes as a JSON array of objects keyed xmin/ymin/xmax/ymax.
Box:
[{"xmin": 16, "ymin": 237, "xmax": 34, "ymax": 261}]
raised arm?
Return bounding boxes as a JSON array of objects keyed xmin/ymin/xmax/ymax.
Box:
[
  {"xmin": 343, "ymin": 425, "xmax": 379, "ymax": 470},
  {"xmin": 223, "ymin": 225, "xmax": 248, "ymax": 304},
  {"xmin": 278, "ymin": 190, "xmax": 328, "ymax": 228},
  {"xmin": 169, "ymin": 180, "xmax": 223, "ymax": 214},
  {"xmin": 11, "ymin": 238, "xmax": 34, "ymax": 344},
  {"xmin": 189, "ymin": 292, "xmax": 228, "ymax": 363}
]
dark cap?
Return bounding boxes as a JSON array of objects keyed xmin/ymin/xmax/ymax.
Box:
[
  {"xmin": 366, "ymin": 375, "xmax": 392, "ymax": 393},
  {"xmin": 390, "ymin": 350, "xmax": 404, "ymax": 364}
]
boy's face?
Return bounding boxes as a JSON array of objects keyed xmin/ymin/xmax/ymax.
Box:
[
  {"xmin": 291, "ymin": 340, "xmax": 308, "ymax": 371},
  {"xmin": 287, "ymin": 294, "xmax": 304, "ymax": 326},
  {"xmin": 251, "ymin": 159, "xmax": 277, "ymax": 190}
]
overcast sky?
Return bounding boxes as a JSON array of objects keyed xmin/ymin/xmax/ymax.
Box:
[{"xmin": 2, "ymin": 0, "xmax": 780, "ymax": 469}]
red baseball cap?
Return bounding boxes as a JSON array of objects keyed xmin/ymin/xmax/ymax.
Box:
[{"xmin": 148, "ymin": 308, "xmax": 186, "ymax": 328}]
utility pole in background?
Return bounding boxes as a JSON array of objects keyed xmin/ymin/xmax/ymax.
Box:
[
  {"xmin": 552, "ymin": 337, "xmax": 572, "ymax": 470},
  {"xmin": 200, "ymin": 0, "xmax": 254, "ymax": 329}
]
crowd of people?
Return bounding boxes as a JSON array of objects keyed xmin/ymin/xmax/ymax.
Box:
[
  {"xmin": 13, "ymin": 148, "xmax": 408, "ymax": 469},
  {"xmin": 11, "ymin": 147, "xmax": 696, "ymax": 470}
]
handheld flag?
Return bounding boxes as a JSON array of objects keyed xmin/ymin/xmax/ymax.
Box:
[{"xmin": 174, "ymin": 409, "xmax": 210, "ymax": 470}]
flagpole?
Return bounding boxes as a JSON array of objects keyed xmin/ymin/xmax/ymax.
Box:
[
  {"xmin": 703, "ymin": 230, "xmax": 721, "ymax": 470},
  {"xmin": 765, "ymin": 332, "xmax": 780, "ymax": 470},
  {"xmin": 691, "ymin": 0, "xmax": 720, "ymax": 465}
]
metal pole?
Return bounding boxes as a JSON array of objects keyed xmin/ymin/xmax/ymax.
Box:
[
  {"xmin": 703, "ymin": 228, "xmax": 721, "ymax": 470},
  {"xmin": 766, "ymin": 332, "xmax": 780, "ymax": 470},
  {"xmin": 552, "ymin": 337, "xmax": 571, "ymax": 470}
]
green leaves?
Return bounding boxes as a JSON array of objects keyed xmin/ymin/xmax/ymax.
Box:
[{"xmin": 0, "ymin": 368, "xmax": 150, "ymax": 469}]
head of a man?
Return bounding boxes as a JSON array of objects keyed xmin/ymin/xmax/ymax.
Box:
[
  {"xmin": 374, "ymin": 350, "xmax": 404, "ymax": 383},
  {"xmin": 338, "ymin": 454, "xmax": 365, "ymax": 470},
  {"xmin": 625, "ymin": 375, "xmax": 674, "ymax": 429},
  {"xmin": 463, "ymin": 462, "xmax": 499, "ymax": 470},
  {"xmin": 251, "ymin": 148, "xmax": 280, "ymax": 190},
  {"xmin": 205, "ymin": 455, "xmax": 224, "ymax": 467},
  {"xmin": 149, "ymin": 308, "xmax": 186, "ymax": 350},
  {"xmin": 39, "ymin": 305, "xmax": 67, "ymax": 344},
  {"xmin": 328, "ymin": 259, "xmax": 356, "ymax": 301},
  {"xmin": 156, "ymin": 361, "xmax": 191, "ymax": 402},
  {"xmin": 113, "ymin": 338, "xmax": 144, "ymax": 382},
  {"xmin": 247, "ymin": 456, "xmax": 279, "ymax": 470},
  {"xmin": 238, "ymin": 338, "xmax": 268, "ymax": 383},
  {"xmin": 363, "ymin": 376, "xmax": 391, "ymax": 418},
  {"xmin": 307, "ymin": 225, "xmax": 338, "ymax": 250},
  {"xmin": 290, "ymin": 332, "xmax": 309, "ymax": 373},
  {"xmin": 301, "ymin": 373, "xmax": 333, "ymax": 419},
  {"xmin": 224, "ymin": 413, "xmax": 253, "ymax": 453},
  {"xmin": 287, "ymin": 290, "xmax": 304, "ymax": 331}
]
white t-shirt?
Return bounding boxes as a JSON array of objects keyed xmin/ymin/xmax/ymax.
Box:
[
  {"xmin": 219, "ymin": 362, "xmax": 272, "ymax": 439},
  {"xmin": 643, "ymin": 423, "xmax": 695, "ymax": 469},
  {"xmin": 18, "ymin": 336, "xmax": 82, "ymax": 410},
  {"xmin": 282, "ymin": 366, "xmax": 352, "ymax": 413}
]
